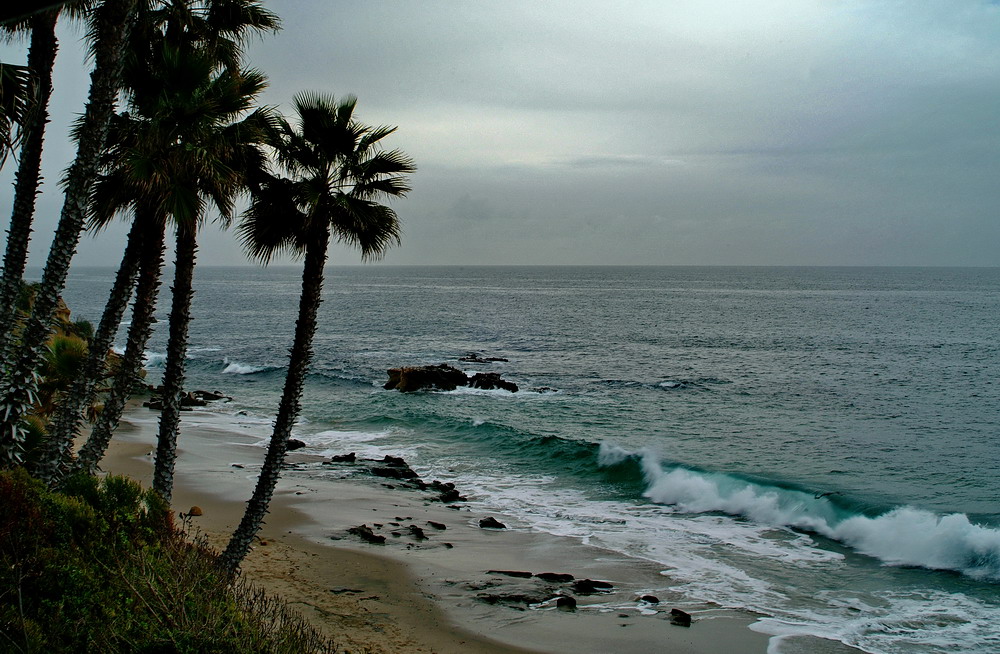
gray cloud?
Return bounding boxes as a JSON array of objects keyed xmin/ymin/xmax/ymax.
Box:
[{"xmin": 3, "ymin": 0, "xmax": 1000, "ymax": 268}]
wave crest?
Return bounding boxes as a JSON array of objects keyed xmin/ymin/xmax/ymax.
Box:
[{"xmin": 606, "ymin": 447, "xmax": 1000, "ymax": 581}]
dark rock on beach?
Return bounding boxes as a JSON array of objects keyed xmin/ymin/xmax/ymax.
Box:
[
  {"xmin": 371, "ymin": 466, "xmax": 419, "ymax": 480},
  {"xmin": 286, "ymin": 439, "xmax": 306, "ymax": 451},
  {"xmin": 427, "ymin": 521, "xmax": 447, "ymax": 530},
  {"xmin": 479, "ymin": 516, "xmax": 507, "ymax": 529},
  {"xmin": 327, "ymin": 452, "xmax": 356, "ymax": 463},
  {"xmin": 556, "ymin": 596, "xmax": 577, "ymax": 610},
  {"xmin": 639, "ymin": 595, "xmax": 660, "ymax": 604},
  {"xmin": 572, "ymin": 579, "xmax": 613, "ymax": 594},
  {"xmin": 488, "ymin": 570, "xmax": 533, "ymax": 578},
  {"xmin": 535, "ymin": 572, "xmax": 575, "ymax": 583},
  {"xmin": 669, "ymin": 608, "xmax": 692, "ymax": 627},
  {"xmin": 348, "ymin": 524, "xmax": 386, "ymax": 545},
  {"xmin": 475, "ymin": 592, "xmax": 547, "ymax": 609}
]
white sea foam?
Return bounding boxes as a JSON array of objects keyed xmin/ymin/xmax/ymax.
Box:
[
  {"xmin": 222, "ymin": 358, "xmax": 267, "ymax": 374},
  {"xmin": 143, "ymin": 350, "xmax": 166, "ymax": 368},
  {"xmin": 630, "ymin": 448, "xmax": 1000, "ymax": 580}
]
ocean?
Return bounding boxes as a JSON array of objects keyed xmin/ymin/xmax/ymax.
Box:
[{"xmin": 59, "ymin": 265, "xmax": 1000, "ymax": 654}]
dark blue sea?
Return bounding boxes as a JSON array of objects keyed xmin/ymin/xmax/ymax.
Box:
[{"xmin": 59, "ymin": 265, "xmax": 1000, "ymax": 653}]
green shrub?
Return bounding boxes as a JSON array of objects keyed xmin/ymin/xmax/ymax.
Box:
[{"xmin": 0, "ymin": 470, "xmax": 336, "ymax": 653}]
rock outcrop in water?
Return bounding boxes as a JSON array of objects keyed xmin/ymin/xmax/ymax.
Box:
[{"xmin": 384, "ymin": 364, "xmax": 518, "ymax": 393}]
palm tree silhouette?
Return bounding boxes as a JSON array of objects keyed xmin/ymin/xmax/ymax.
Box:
[{"xmin": 219, "ymin": 93, "xmax": 414, "ymax": 573}]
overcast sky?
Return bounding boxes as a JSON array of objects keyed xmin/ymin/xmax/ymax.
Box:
[{"xmin": 3, "ymin": 0, "xmax": 1000, "ymax": 267}]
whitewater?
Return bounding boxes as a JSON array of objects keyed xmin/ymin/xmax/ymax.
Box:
[{"xmin": 58, "ymin": 265, "xmax": 1000, "ymax": 654}]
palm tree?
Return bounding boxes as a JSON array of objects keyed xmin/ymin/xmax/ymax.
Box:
[
  {"xmin": 0, "ymin": 0, "xmax": 136, "ymax": 469},
  {"xmin": 0, "ymin": 5, "xmax": 89, "ymax": 340},
  {"xmin": 29, "ymin": 0, "xmax": 277, "ymax": 485},
  {"xmin": 0, "ymin": 62, "xmax": 30, "ymax": 167},
  {"xmin": 218, "ymin": 93, "xmax": 414, "ymax": 574}
]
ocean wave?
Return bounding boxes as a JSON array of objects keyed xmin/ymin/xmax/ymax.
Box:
[
  {"xmin": 222, "ymin": 358, "xmax": 269, "ymax": 375},
  {"xmin": 603, "ymin": 446, "xmax": 1000, "ymax": 581},
  {"xmin": 143, "ymin": 350, "xmax": 166, "ymax": 368}
]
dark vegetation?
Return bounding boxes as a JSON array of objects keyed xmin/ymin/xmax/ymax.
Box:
[{"xmin": 0, "ymin": 468, "xmax": 336, "ymax": 653}]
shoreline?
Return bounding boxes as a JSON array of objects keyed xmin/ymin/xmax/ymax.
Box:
[{"xmin": 102, "ymin": 405, "xmax": 772, "ymax": 653}]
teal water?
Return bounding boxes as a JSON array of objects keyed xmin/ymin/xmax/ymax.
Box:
[{"xmin": 60, "ymin": 265, "xmax": 1000, "ymax": 653}]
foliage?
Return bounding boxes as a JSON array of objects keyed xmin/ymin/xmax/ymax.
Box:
[{"xmin": 0, "ymin": 468, "xmax": 336, "ymax": 653}]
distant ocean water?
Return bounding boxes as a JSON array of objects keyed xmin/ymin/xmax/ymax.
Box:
[{"xmin": 58, "ymin": 265, "xmax": 1000, "ymax": 654}]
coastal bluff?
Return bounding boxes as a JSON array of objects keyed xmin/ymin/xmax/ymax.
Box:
[{"xmin": 384, "ymin": 364, "xmax": 518, "ymax": 393}]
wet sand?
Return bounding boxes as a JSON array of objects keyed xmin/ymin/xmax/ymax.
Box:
[{"xmin": 100, "ymin": 406, "xmax": 771, "ymax": 653}]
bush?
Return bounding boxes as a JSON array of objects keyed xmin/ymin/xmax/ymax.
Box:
[{"xmin": 0, "ymin": 469, "xmax": 336, "ymax": 653}]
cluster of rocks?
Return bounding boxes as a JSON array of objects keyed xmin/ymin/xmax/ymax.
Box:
[
  {"xmin": 142, "ymin": 386, "xmax": 231, "ymax": 410},
  {"xmin": 472, "ymin": 570, "xmax": 692, "ymax": 625},
  {"xmin": 384, "ymin": 364, "xmax": 518, "ymax": 393},
  {"xmin": 323, "ymin": 453, "xmax": 468, "ymax": 503},
  {"xmin": 346, "ymin": 517, "xmax": 452, "ymax": 549}
]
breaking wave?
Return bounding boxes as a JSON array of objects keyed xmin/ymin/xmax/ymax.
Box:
[{"xmin": 599, "ymin": 444, "xmax": 1000, "ymax": 581}]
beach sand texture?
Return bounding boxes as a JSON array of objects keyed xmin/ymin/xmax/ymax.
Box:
[{"xmin": 100, "ymin": 406, "xmax": 772, "ymax": 654}]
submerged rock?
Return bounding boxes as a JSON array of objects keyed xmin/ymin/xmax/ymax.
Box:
[
  {"xmin": 384, "ymin": 364, "xmax": 469, "ymax": 392},
  {"xmin": 384, "ymin": 364, "xmax": 518, "ymax": 393},
  {"xmin": 468, "ymin": 372, "xmax": 518, "ymax": 392}
]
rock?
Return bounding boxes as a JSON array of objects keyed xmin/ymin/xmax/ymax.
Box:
[
  {"xmin": 479, "ymin": 516, "xmax": 507, "ymax": 529},
  {"xmin": 572, "ymin": 579, "xmax": 613, "ymax": 594},
  {"xmin": 181, "ymin": 392, "xmax": 207, "ymax": 407},
  {"xmin": 475, "ymin": 593, "xmax": 547, "ymax": 609},
  {"xmin": 639, "ymin": 595, "xmax": 660, "ymax": 604},
  {"xmin": 670, "ymin": 608, "xmax": 692, "ymax": 627},
  {"xmin": 371, "ymin": 466, "xmax": 418, "ymax": 480},
  {"xmin": 192, "ymin": 389, "xmax": 231, "ymax": 402},
  {"xmin": 427, "ymin": 520, "xmax": 447, "ymax": 530},
  {"xmin": 328, "ymin": 452, "xmax": 356, "ymax": 462},
  {"xmin": 458, "ymin": 353, "xmax": 509, "ymax": 363},
  {"xmin": 468, "ymin": 372, "xmax": 518, "ymax": 393},
  {"xmin": 407, "ymin": 525, "xmax": 428, "ymax": 540},
  {"xmin": 143, "ymin": 400, "xmax": 162, "ymax": 410},
  {"xmin": 556, "ymin": 596, "xmax": 577, "ymax": 610},
  {"xmin": 381, "ymin": 455, "xmax": 408, "ymax": 467},
  {"xmin": 348, "ymin": 525, "xmax": 386, "ymax": 545},
  {"xmin": 187, "ymin": 506, "xmax": 203, "ymax": 517},
  {"xmin": 287, "ymin": 439, "xmax": 307, "ymax": 451},
  {"xmin": 384, "ymin": 364, "xmax": 469, "ymax": 392},
  {"xmin": 535, "ymin": 572, "xmax": 575, "ymax": 583},
  {"xmin": 487, "ymin": 570, "xmax": 533, "ymax": 578},
  {"xmin": 384, "ymin": 363, "xmax": 517, "ymax": 393}
]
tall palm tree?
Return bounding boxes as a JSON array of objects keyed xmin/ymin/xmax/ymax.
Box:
[
  {"xmin": 0, "ymin": 0, "xmax": 136, "ymax": 469},
  {"xmin": 0, "ymin": 4, "xmax": 90, "ymax": 339},
  {"xmin": 30, "ymin": 0, "xmax": 277, "ymax": 485},
  {"xmin": 218, "ymin": 93, "xmax": 414, "ymax": 574}
]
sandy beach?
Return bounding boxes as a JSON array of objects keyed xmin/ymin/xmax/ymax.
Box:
[{"xmin": 100, "ymin": 404, "xmax": 772, "ymax": 654}]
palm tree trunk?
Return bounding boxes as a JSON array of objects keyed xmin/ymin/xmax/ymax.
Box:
[
  {"xmin": 0, "ymin": 0, "xmax": 136, "ymax": 468},
  {"xmin": 0, "ymin": 10, "xmax": 59, "ymax": 338},
  {"xmin": 152, "ymin": 224, "xmax": 197, "ymax": 503},
  {"xmin": 75, "ymin": 220, "xmax": 165, "ymax": 476},
  {"xmin": 219, "ymin": 222, "xmax": 330, "ymax": 575},
  {"xmin": 31, "ymin": 215, "xmax": 146, "ymax": 484}
]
